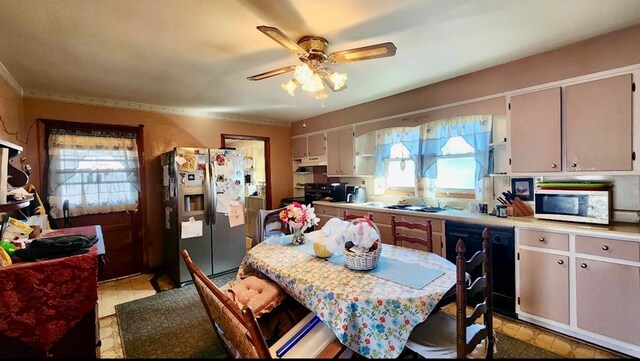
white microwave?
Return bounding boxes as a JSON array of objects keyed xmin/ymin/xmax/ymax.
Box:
[{"xmin": 534, "ymin": 189, "xmax": 611, "ymax": 225}]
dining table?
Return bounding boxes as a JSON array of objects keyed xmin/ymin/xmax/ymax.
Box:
[{"xmin": 237, "ymin": 231, "xmax": 458, "ymax": 358}]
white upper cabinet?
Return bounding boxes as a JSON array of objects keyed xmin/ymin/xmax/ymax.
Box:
[
  {"xmin": 307, "ymin": 133, "xmax": 326, "ymax": 157},
  {"xmin": 292, "ymin": 137, "xmax": 307, "ymax": 159},
  {"xmin": 292, "ymin": 133, "xmax": 327, "ymax": 159},
  {"xmin": 566, "ymin": 74, "xmax": 633, "ymax": 172},
  {"xmin": 327, "ymin": 128, "xmax": 355, "ymax": 176},
  {"xmin": 510, "ymin": 87, "xmax": 562, "ymax": 172}
]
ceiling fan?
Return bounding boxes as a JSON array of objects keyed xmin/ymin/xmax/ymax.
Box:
[{"xmin": 247, "ymin": 26, "xmax": 397, "ymax": 99}]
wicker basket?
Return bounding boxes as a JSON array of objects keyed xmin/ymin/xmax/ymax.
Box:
[{"xmin": 343, "ymin": 218, "xmax": 382, "ymax": 271}]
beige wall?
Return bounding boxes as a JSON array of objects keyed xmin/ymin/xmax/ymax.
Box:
[
  {"xmin": 0, "ymin": 75, "xmax": 24, "ymax": 147},
  {"xmin": 21, "ymin": 98, "xmax": 293, "ymax": 267},
  {"xmin": 293, "ymin": 23, "xmax": 640, "ymax": 135}
]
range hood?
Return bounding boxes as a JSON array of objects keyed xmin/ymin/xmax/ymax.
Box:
[{"xmin": 299, "ymin": 156, "xmax": 327, "ymax": 167}]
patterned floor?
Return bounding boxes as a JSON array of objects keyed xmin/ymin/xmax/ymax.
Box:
[{"xmin": 98, "ymin": 273, "xmax": 626, "ymax": 359}]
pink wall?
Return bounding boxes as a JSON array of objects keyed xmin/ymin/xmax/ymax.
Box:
[
  {"xmin": 293, "ymin": 23, "xmax": 640, "ymax": 135},
  {"xmin": 22, "ymin": 98, "xmax": 293, "ymax": 267},
  {"xmin": 0, "ymin": 75, "xmax": 24, "ymax": 146}
]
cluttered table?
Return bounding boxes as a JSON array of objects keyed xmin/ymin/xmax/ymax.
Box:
[
  {"xmin": 237, "ymin": 231, "xmax": 457, "ymax": 358},
  {"xmin": 0, "ymin": 225, "xmax": 103, "ymax": 358}
]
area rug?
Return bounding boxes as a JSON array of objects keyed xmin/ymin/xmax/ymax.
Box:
[
  {"xmin": 117, "ymin": 273, "xmax": 561, "ymax": 359},
  {"xmin": 116, "ymin": 272, "xmax": 237, "ymax": 359}
]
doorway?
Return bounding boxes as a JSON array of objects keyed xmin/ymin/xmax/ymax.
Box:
[{"xmin": 221, "ymin": 135, "xmax": 271, "ymax": 248}]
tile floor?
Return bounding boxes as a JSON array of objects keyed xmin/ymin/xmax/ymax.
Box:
[{"xmin": 97, "ymin": 274, "xmax": 627, "ymax": 359}]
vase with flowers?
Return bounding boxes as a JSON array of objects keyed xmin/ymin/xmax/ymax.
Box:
[{"xmin": 279, "ymin": 202, "xmax": 319, "ymax": 245}]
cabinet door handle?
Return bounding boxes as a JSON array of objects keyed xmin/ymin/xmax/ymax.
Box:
[
  {"xmin": 557, "ymin": 260, "xmax": 564, "ymax": 265},
  {"xmin": 580, "ymin": 263, "xmax": 588, "ymax": 268},
  {"xmin": 602, "ymin": 245, "xmax": 609, "ymax": 251},
  {"xmin": 551, "ymin": 164, "xmax": 557, "ymax": 168},
  {"xmin": 538, "ymin": 237, "xmax": 545, "ymax": 242},
  {"xmin": 571, "ymin": 162, "xmax": 578, "ymax": 168}
]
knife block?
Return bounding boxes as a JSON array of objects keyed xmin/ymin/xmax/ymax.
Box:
[{"xmin": 510, "ymin": 197, "xmax": 534, "ymax": 217}]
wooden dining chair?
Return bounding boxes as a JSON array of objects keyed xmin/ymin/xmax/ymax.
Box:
[
  {"xmin": 181, "ymin": 250, "xmax": 349, "ymax": 359},
  {"xmin": 343, "ymin": 210, "xmax": 373, "ymax": 221},
  {"xmin": 391, "ymin": 216, "xmax": 432, "ymax": 251},
  {"xmin": 404, "ymin": 228, "xmax": 495, "ymax": 358}
]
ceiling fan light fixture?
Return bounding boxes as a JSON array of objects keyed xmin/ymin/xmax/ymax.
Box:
[
  {"xmin": 329, "ymin": 72, "xmax": 348, "ymax": 91},
  {"xmin": 281, "ymin": 79, "xmax": 298, "ymax": 96},
  {"xmin": 293, "ymin": 63, "xmax": 313, "ymax": 84},
  {"xmin": 301, "ymin": 73, "xmax": 324, "ymax": 92},
  {"xmin": 314, "ymin": 90, "xmax": 329, "ymax": 100}
]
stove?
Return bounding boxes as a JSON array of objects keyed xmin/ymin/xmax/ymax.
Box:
[{"xmin": 304, "ymin": 183, "xmax": 331, "ymax": 205}]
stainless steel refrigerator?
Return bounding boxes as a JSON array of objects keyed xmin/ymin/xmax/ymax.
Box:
[{"xmin": 161, "ymin": 147, "xmax": 246, "ymax": 285}]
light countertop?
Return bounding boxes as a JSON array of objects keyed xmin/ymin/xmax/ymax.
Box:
[{"xmin": 312, "ymin": 200, "xmax": 640, "ymax": 241}]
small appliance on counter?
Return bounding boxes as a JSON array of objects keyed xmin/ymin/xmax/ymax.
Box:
[
  {"xmin": 534, "ymin": 182, "xmax": 612, "ymax": 225},
  {"xmin": 346, "ymin": 186, "xmax": 368, "ymax": 204},
  {"xmin": 329, "ymin": 182, "xmax": 347, "ymax": 202}
]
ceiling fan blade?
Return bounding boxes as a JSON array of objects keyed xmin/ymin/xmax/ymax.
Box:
[
  {"xmin": 328, "ymin": 42, "xmax": 397, "ymax": 63},
  {"xmin": 257, "ymin": 26, "xmax": 309, "ymax": 58},
  {"xmin": 247, "ymin": 65, "xmax": 296, "ymax": 81}
]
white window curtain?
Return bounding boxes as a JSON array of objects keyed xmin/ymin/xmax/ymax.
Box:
[
  {"xmin": 373, "ymin": 126, "xmax": 421, "ymax": 194},
  {"xmin": 418, "ymin": 115, "xmax": 493, "ymax": 201},
  {"xmin": 47, "ymin": 129, "xmax": 140, "ymax": 218}
]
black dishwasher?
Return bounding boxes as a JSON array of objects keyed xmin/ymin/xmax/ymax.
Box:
[{"xmin": 445, "ymin": 221, "xmax": 516, "ymax": 318}]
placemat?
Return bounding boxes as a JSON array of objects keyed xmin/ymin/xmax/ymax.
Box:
[{"xmin": 287, "ymin": 241, "xmax": 444, "ymax": 289}]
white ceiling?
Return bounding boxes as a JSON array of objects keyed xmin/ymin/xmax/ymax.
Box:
[{"xmin": 1, "ymin": 0, "xmax": 640, "ymax": 123}]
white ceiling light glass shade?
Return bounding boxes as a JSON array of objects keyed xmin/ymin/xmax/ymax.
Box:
[
  {"xmin": 301, "ymin": 73, "xmax": 324, "ymax": 92},
  {"xmin": 293, "ymin": 63, "xmax": 313, "ymax": 84},
  {"xmin": 329, "ymin": 72, "xmax": 348, "ymax": 91},
  {"xmin": 281, "ymin": 79, "xmax": 298, "ymax": 96},
  {"xmin": 314, "ymin": 90, "xmax": 329, "ymax": 100}
]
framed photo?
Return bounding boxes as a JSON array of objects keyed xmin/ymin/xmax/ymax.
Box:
[{"xmin": 511, "ymin": 177, "xmax": 534, "ymax": 201}]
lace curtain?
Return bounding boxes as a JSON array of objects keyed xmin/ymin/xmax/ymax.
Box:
[
  {"xmin": 47, "ymin": 129, "xmax": 140, "ymax": 218},
  {"xmin": 373, "ymin": 126, "xmax": 421, "ymax": 194},
  {"xmin": 418, "ymin": 115, "xmax": 493, "ymax": 201}
]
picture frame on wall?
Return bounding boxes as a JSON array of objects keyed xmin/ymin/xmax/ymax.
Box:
[{"xmin": 511, "ymin": 177, "xmax": 534, "ymax": 201}]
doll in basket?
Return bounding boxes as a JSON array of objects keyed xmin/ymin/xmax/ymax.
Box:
[{"xmin": 344, "ymin": 216, "xmax": 380, "ymax": 254}]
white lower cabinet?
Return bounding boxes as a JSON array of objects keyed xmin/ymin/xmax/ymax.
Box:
[
  {"xmin": 575, "ymin": 258, "xmax": 640, "ymax": 346},
  {"xmin": 517, "ymin": 228, "xmax": 640, "ymax": 357},
  {"xmin": 518, "ymin": 249, "xmax": 569, "ymax": 324}
]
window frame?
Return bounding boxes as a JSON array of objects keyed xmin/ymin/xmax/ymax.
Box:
[
  {"xmin": 433, "ymin": 136, "xmax": 476, "ymax": 196},
  {"xmin": 383, "ymin": 142, "xmax": 416, "ymax": 193}
]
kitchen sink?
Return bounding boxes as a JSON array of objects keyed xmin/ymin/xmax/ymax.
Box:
[{"xmin": 384, "ymin": 204, "xmax": 446, "ymax": 213}]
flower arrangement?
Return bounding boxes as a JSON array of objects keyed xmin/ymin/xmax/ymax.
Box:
[{"xmin": 279, "ymin": 202, "xmax": 319, "ymax": 245}]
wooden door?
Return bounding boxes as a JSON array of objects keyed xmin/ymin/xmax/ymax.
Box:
[
  {"xmin": 518, "ymin": 249, "xmax": 569, "ymax": 324},
  {"xmin": 326, "ymin": 130, "xmax": 341, "ymax": 175},
  {"xmin": 338, "ymin": 128, "xmax": 355, "ymax": 175},
  {"xmin": 60, "ymin": 212, "xmax": 141, "ymax": 280},
  {"xmin": 307, "ymin": 133, "xmax": 326, "ymax": 157},
  {"xmin": 41, "ymin": 120, "xmax": 146, "ymax": 282},
  {"xmin": 510, "ymin": 87, "xmax": 561, "ymax": 172},
  {"xmin": 292, "ymin": 137, "xmax": 307, "ymax": 158},
  {"xmin": 576, "ymin": 258, "xmax": 640, "ymax": 345},
  {"xmin": 566, "ymin": 74, "xmax": 633, "ymax": 171}
]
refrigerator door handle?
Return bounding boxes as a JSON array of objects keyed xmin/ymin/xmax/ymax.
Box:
[
  {"xmin": 204, "ymin": 153, "xmax": 211, "ymax": 226},
  {"xmin": 211, "ymin": 161, "xmax": 217, "ymax": 225}
]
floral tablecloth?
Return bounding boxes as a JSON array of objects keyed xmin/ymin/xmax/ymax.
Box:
[{"xmin": 237, "ymin": 236, "xmax": 457, "ymax": 358}]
